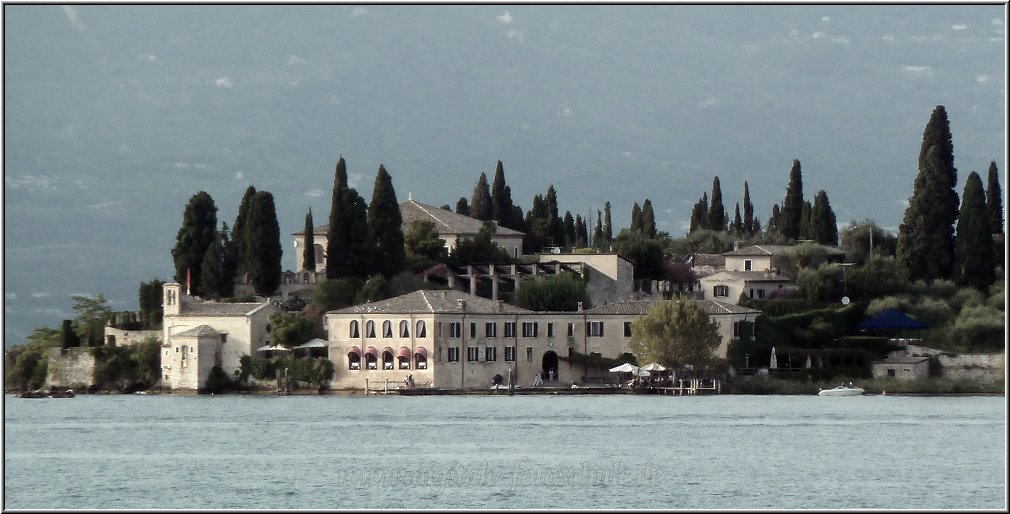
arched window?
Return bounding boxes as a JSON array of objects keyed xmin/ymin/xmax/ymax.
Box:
[
  {"xmin": 365, "ymin": 320, "xmax": 376, "ymax": 338},
  {"xmin": 347, "ymin": 346, "xmax": 361, "ymax": 370},
  {"xmin": 349, "ymin": 320, "xmax": 360, "ymax": 338},
  {"xmin": 397, "ymin": 346, "xmax": 411, "ymax": 369},
  {"xmin": 382, "ymin": 347, "xmax": 394, "ymax": 370},
  {"xmin": 382, "ymin": 320, "xmax": 393, "ymax": 338},
  {"xmin": 364, "ymin": 346, "xmax": 378, "ymax": 369},
  {"xmin": 416, "ymin": 320, "xmax": 427, "ymax": 338},
  {"xmin": 313, "ymin": 244, "xmax": 325, "ymax": 267},
  {"xmin": 399, "ymin": 320, "xmax": 409, "ymax": 338},
  {"xmin": 415, "ymin": 347, "xmax": 428, "ymax": 369}
]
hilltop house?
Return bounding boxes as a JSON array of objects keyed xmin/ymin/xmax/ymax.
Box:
[
  {"xmin": 160, "ymin": 283, "xmax": 278, "ymax": 391},
  {"xmin": 697, "ymin": 243, "xmax": 845, "ymax": 305},
  {"xmin": 292, "ymin": 199, "xmax": 525, "ymax": 273},
  {"xmin": 323, "ymin": 289, "xmax": 760, "ymax": 390}
]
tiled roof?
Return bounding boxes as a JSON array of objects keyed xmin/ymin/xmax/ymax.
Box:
[
  {"xmin": 690, "ymin": 253, "xmax": 726, "ymax": 268},
  {"xmin": 174, "ymin": 325, "xmax": 220, "ymax": 337},
  {"xmin": 702, "ymin": 270, "xmax": 793, "ymax": 282},
  {"xmin": 180, "ymin": 301, "xmax": 270, "ymax": 317},
  {"xmin": 328, "ymin": 289, "xmax": 532, "ymax": 315},
  {"xmin": 400, "ymin": 200, "xmax": 524, "ymax": 237},
  {"xmin": 876, "ymin": 356, "xmax": 929, "ymax": 364},
  {"xmin": 584, "ymin": 299, "xmax": 761, "ymax": 316}
]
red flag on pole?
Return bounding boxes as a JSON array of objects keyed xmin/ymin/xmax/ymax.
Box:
[{"xmin": 186, "ymin": 268, "xmax": 191, "ymax": 295}]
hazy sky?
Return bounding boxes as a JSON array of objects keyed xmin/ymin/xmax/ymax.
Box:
[{"xmin": 2, "ymin": 4, "xmax": 1006, "ymax": 346}]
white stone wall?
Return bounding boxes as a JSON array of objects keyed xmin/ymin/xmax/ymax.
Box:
[
  {"xmin": 725, "ymin": 255, "xmax": 773, "ymax": 272},
  {"xmin": 46, "ymin": 348, "xmax": 96, "ymax": 389},
  {"xmin": 103, "ymin": 327, "xmax": 161, "ymax": 347}
]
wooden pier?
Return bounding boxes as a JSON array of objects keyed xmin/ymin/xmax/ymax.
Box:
[{"xmin": 652, "ymin": 378, "xmax": 721, "ymax": 395}]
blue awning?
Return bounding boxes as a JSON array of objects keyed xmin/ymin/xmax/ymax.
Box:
[{"xmin": 856, "ymin": 308, "xmax": 927, "ymax": 330}]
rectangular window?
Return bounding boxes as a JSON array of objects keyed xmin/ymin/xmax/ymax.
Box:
[
  {"xmin": 757, "ymin": 289, "xmax": 766, "ymax": 299},
  {"xmin": 437, "ymin": 347, "xmax": 443, "ymax": 362},
  {"xmin": 547, "ymin": 323, "xmax": 554, "ymax": 338},
  {"xmin": 623, "ymin": 322, "xmax": 632, "ymax": 337},
  {"xmin": 449, "ymin": 322, "xmax": 462, "ymax": 338},
  {"xmin": 733, "ymin": 322, "xmax": 740, "ymax": 337},
  {"xmin": 504, "ymin": 322, "xmax": 516, "ymax": 338},
  {"xmin": 586, "ymin": 321, "xmax": 604, "ymax": 337},
  {"xmin": 749, "ymin": 288, "xmax": 755, "ymax": 299},
  {"xmin": 567, "ymin": 323, "xmax": 575, "ymax": 337},
  {"xmin": 485, "ymin": 346, "xmax": 497, "ymax": 362},
  {"xmin": 522, "ymin": 322, "xmax": 538, "ymax": 338},
  {"xmin": 744, "ymin": 259, "xmax": 752, "ymax": 271},
  {"xmin": 220, "ymin": 334, "xmax": 228, "ymax": 343},
  {"xmin": 485, "ymin": 322, "xmax": 497, "ymax": 338},
  {"xmin": 447, "ymin": 347, "xmax": 459, "ymax": 362},
  {"xmin": 714, "ymin": 285, "xmax": 729, "ymax": 297},
  {"xmin": 470, "ymin": 322, "xmax": 477, "ymax": 338},
  {"xmin": 526, "ymin": 347, "xmax": 533, "ymax": 362},
  {"xmin": 467, "ymin": 347, "xmax": 480, "ymax": 362},
  {"xmin": 437, "ymin": 322, "xmax": 443, "ymax": 338},
  {"xmin": 505, "ymin": 346, "xmax": 516, "ymax": 362}
]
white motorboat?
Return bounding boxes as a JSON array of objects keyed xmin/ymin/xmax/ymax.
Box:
[{"xmin": 817, "ymin": 384, "xmax": 865, "ymax": 396}]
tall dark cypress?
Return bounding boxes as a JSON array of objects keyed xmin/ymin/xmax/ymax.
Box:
[
  {"xmin": 563, "ymin": 211, "xmax": 576, "ymax": 249},
  {"xmin": 689, "ymin": 193, "xmax": 709, "ymax": 233},
  {"xmin": 575, "ymin": 214, "xmax": 588, "ymax": 248},
  {"xmin": 171, "ymin": 191, "xmax": 218, "ymax": 296},
  {"xmin": 545, "ymin": 185, "xmax": 564, "ymax": 246},
  {"xmin": 708, "ymin": 177, "xmax": 726, "ymax": 232},
  {"xmin": 641, "ymin": 199, "xmax": 657, "ymax": 238},
  {"xmin": 346, "ymin": 193, "xmax": 371, "ymax": 279},
  {"xmin": 367, "ymin": 164, "xmax": 405, "ymax": 278},
  {"xmin": 954, "ymin": 171, "xmax": 995, "ymax": 290},
  {"xmin": 232, "ymin": 185, "xmax": 256, "ymax": 273},
  {"xmin": 986, "ymin": 161, "xmax": 1003, "ymax": 235},
  {"xmin": 218, "ymin": 222, "xmax": 237, "ymax": 297},
  {"xmin": 593, "ymin": 210, "xmax": 604, "ymax": 247},
  {"xmin": 470, "ymin": 172, "xmax": 493, "ymax": 221},
  {"xmin": 811, "ymin": 190, "xmax": 838, "ymax": 245},
  {"xmin": 743, "ymin": 181, "xmax": 754, "ymax": 235},
  {"xmin": 800, "ymin": 200, "xmax": 814, "ymax": 240},
  {"xmin": 603, "ymin": 201, "xmax": 614, "ymax": 242},
  {"xmin": 200, "ymin": 227, "xmax": 225, "ymax": 299},
  {"xmin": 780, "ymin": 160, "xmax": 804, "ymax": 240},
  {"xmin": 630, "ymin": 202, "xmax": 642, "ymax": 234},
  {"xmin": 303, "ymin": 208, "xmax": 316, "ymax": 271},
  {"xmin": 768, "ymin": 204, "xmax": 782, "ymax": 235},
  {"xmin": 897, "ymin": 145, "xmax": 959, "ymax": 281},
  {"xmin": 326, "ymin": 157, "xmax": 351, "ymax": 279},
  {"xmin": 455, "ymin": 197, "xmax": 470, "ymax": 216},
  {"xmin": 245, "ymin": 191, "xmax": 282, "ymax": 296},
  {"xmin": 731, "ymin": 203, "xmax": 743, "ymax": 234},
  {"xmin": 491, "ymin": 160, "xmax": 516, "ymax": 229}
]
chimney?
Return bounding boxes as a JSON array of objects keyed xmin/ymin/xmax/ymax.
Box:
[
  {"xmin": 456, "ymin": 299, "xmax": 466, "ymax": 310},
  {"xmin": 733, "ymin": 241, "xmax": 741, "ymax": 251},
  {"xmin": 577, "ymin": 301, "xmax": 583, "ymax": 312},
  {"xmin": 496, "ymin": 299, "xmax": 503, "ymax": 312}
]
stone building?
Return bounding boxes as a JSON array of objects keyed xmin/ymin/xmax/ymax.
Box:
[
  {"xmin": 323, "ymin": 289, "xmax": 761, "ymax": 391},
  {"xmin": 160, "ymin": 283, "xmax": 278, "ymax": 391}
]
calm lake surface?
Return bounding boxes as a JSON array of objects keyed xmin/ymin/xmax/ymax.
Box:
[{"xmin": 3, "ymin": 393, "xmax": 1006, "ymax": 509}]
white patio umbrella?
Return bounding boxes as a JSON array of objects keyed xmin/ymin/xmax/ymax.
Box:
[
  {"xmin": 640, "ymin": 363, "xmax": 667, "ymax": 372},
  {"xmin": 804, "ymin": 354, "xmax": 812, "ymax": 369},
  {"xmin": 769, "ymin": 346, "xmax": 778, "ymax": 369},
  {"xmin": 608, "ymin": 362, "xmax": 639, "ymax": 373}
]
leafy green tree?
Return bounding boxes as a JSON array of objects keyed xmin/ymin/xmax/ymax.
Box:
[
  {"xmin": 986, "ymin": 161, "xmax": 1003, "ymax": 234},
  {"xmin": 449, "ymin": 223, "xmax": 511, "ymax": 265},
  {"xmin": 138, "ymin": 279, "xmax": 165, "ymax": 328},
  {"xmin": 767, "ymin": 203, "xmax": 782, "ymax": 235},
  {"xmin": 367, "ymin": 164, "xmax": 406, "ymax": 278},
  {"xmin": 810, "ymin": 190, "xmax": 838, "ymax": 245},
  {"xmin": 200, "ymin": 229, "xmax": 226, "ymax": 299},
  {"xmin": 4, "ymin": 327, "xmax": 61, "ymax": 391},
  {"xmin": 357, "ymin": 274, "xmax": 393, "ymax": 304},
  {"xmin": 641, "ymin": 199, "xmax": 657, "ymax": 238},
  {"xmin": 839, "ymin": 219, "xmax": 897, "ymax": 265},
  {"xmin": 232, "ymin": 185, "xmax": 256, "ymax": 272},
  {"xmin": 245, "ymin": 191, "xmax": 282, "ymax": 296},
  {"xmin": 613, "ymin": 230, "xmax": 666, "ymax": 280},
  {"xmin": 268, "ymin": 311, "xmax": 317, "ymax": 348},
  {"xmin": 954, "ymin": 171, "xmax": 995, "ymax": 290},
  {"xmin": 629, "ymin": 300, "xmax": 722, "ymax": 368},
  {"xmin": 455, "ymin": 197, "xmax": 470, "ymax": 216},
  {"xmin": 440, "ymin": 204, "xmax": 452, "ymax": 211},
  {"xmin": 312, "ymin": 277, "xmax": 362, "ymax": 312},
  {"xmin": 404, "ymin": 219, "xmax": 447, "ymax": 262},
  {"xmin": 470, "ymin": 172, "xmax": 493, "ymax": 221},
  {"xmin": 897, "ymin": 145, "xmax": 959, "ymax": 282},
  {"xmin": 303, "ymin": 208, "xmax": 316, "ymax": 271},
  {"xmin": 603, "ymin": 201, "xmax": 614, "ymax": 242},
  {"xmin": 515, "ymin": 273, "xmax": 591, "ymax": 311},
  {"xmin": 708, "ymin": 177, "xmax": 726, "ymax": 232},
  {"xmin": 780, "ymin": 160, "xmax": 804, "ymax": 240},
  {"xmin": 743, "ymin": 181, "xmax": 755, "ymax": 234},
  {"xmin": 171, "ymin": 191, "xmax": 218, "ymax": 296},
  {"xmin": 670, "ymin": 229, "xmax": 735, "ymax": 256},
  {"xmin": 71, "ymin": 294, "xmax": 112, "ymax": 346}
]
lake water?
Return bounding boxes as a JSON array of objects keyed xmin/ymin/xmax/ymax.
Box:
[{"xmin": 3, "ymin": 393, "xmax": 1006, "ymax": 509}]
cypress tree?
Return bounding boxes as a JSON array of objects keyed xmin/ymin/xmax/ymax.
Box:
[
  {"xmin": 171, "ymin": 191, "xmax": 218, "ymax": 296},
  {"xmin": 470, "ymin": 172, "xmax": 492, "ymax": 221},
  {"xmin": 768, "ymin": 204, "xmax": 782, "ymax": 235},
  {"xmin": 603, "ymin": 201, "xmax": 614, "ymax": 242},
  {"xmin": 780, "ymin": 160, "xmax": 804, "ymax": 240},
  {"xmin": 811, "ymin": 190, "xmax": 838, "ymax": 245},
  {"xmin": 455, "ymin": 197, "xmax": 470, "ymax": 216},
  {"xmin": 563, "ymin": 211, "xmax": 576, "ymax": 250},
  {"xmin": 232, "ymin": 185, "xmax": 256, "ymax": 272},
  {"xmin": 491, "ymin": 160, "xmax": 516, "ymax": 229},
  {"xmin": 708, "ymin": 177, "xmax": 726, "ymax": 232},
  {"xmin": 303, "ymin": 208, "xmax": 316, "ymax": 271},
  {"xmin": 800, "ymin": 200, "xmax": 814, "ymax": 240},
  {"xmin": 218, "ymin": 223, "xmax": 237, "ymax": 298},
  {"xmin": 575, "ymin": 214, "xmax": 588, "ymax": 248},
  {"xmin": 954, "ymin": 171, "xmax": 995, "ymax": 290},
  {"xmin": 630, "ymin": 202, "xmax": 642, "ymax": 234},
  {"xmin": 752, "ymin": 216, "xmax": 762, "ymax": 234},
  {"xmin": 200, "ymin": 228, "xmax": 225, "ymax": 299},
  {"xmin": 689, "ymin": 193, "xmax": 708, "ymax": 233},
  {"xmin": 641, "ymin": 199, "xmax": 657, "ymax": 238},
  {"xmin": 441, "ymin": 204, "xmax": 452, "ymax": 211},
  {"xmin": 731, "ymin": 203, "xmax": 743, "ymax": 234},
  {"xmin": 593, "ymin": 210, "xmax": 604, "ymax": 248},
  {"xmin": 326, "ymin": 157, "xmax": 351, "ymax": 279},
  {"xmin": 986, "ymin": 161, "xmax": 1003, "ymax": 234},
  {"xmin": 743, "ymin": 181, "xmax": 754, "ymax": 235},
  {"xmin": 245, "ymin": 191, "xmax": 282, "ymax": 296},
  {"xmin": 346, "ymin": 193, "xmax": 371, "ymax": 279},
  {"xmin": 367, "ymin": 164, "xmax": 406, "ymax": 278},
  {"xmin": 545, "ymin": 185, "xmax": 564, "ymax": 246},
  {"xmin": 919, "ymin": 105, "xmax": 956, "ymax": 184},
  {"xmin": 897, "ymin": 145, "xmax": 959, "ymax": 281}
]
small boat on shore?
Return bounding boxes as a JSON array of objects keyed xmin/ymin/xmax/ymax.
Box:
[{"xmin": 818, "ymin": 384, "xmax": 865, "ymax": 396}]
